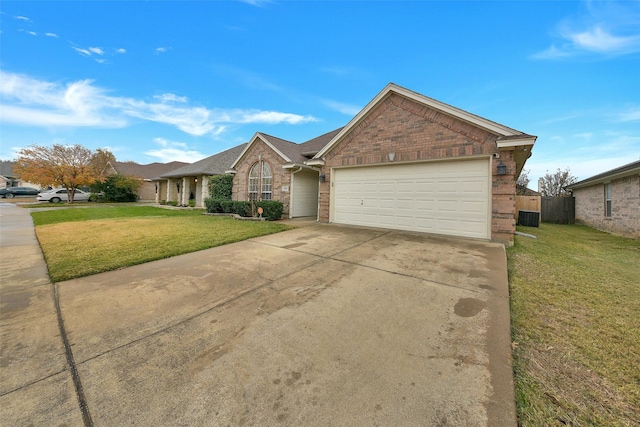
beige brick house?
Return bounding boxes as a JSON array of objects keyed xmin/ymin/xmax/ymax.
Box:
[
  {"xmin": 567, "ymin": 160, "xmax": 640, "ymax": 239},
  {"xmin": 104, "ymin": 161, "xmax": 188, "ymax": 201},
  {"xmin": 229, "ymin": 83, "xmax": 536, "ymax": 244}
]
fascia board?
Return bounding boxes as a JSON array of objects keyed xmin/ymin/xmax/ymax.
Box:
[
  {"xmin": 314, "ymin": 83, "xmax": 524, "ymax": 159},
  {"xmin": 497, "ymin": 136, "xmax": 537, "ymax": 149},
  {"xmin": 568, "ymin": 167, "xmax": 640, "ymax": 190},
  {"xmin": 229, "ymin": 133, "xmax": 291, "ymax": 168}
]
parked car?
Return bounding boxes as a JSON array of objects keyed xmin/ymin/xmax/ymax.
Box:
[
  {"xmin": 0, "ymin": 187, "xmax": 41, "ymax": 198},
  {"xmin": 36, "ymin": 188, "xmax": 91, "ymax": 203}
]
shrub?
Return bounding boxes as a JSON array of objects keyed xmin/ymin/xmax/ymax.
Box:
[
  {"xmin": 91, "ymin": 174, "xmax": 139, "ymax": 202},
  {"xmin": 188, "ymin": 199, "xmax": 196, "ymax": 208},
  {"xmin": 208, "ymin": 175, "xmax": 233, "ymax": 200},
  {"xmin": 256, "ymin": 200, "xmax": 283, "ymax": 220},
  {"xmin": 170, "ymin": 200, "xmax": 178, "ymax": 206},
  {"xmin": 204, "ymin": 198, "xmax": 223, "ymax": 213},
  {"xmin": 204, "ymin": 198, "xmax": 283, "ymax": 220}
]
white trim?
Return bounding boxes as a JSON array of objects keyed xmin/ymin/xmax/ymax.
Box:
[
  {"xmin": 305, "ymin": 159, "xmax": 325, "ymax": 167},
  {"xmin": 230, "ymin": 133, "xmax": 291, "ymax": 169},
  {"xmin": 497, "ymin": 137, "xmax": 537, "ymax": 149},
  {"xmin": 314, "ymin": 83, "xmax": 528, "ymax": 159}
]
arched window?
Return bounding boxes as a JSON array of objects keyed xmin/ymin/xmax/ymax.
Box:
[{"xmin": 247, "ymin": 161, "xmax": 272, "ymax": 201}]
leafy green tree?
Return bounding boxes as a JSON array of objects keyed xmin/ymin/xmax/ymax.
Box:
[
  {"xmin": 91, "ymin": 174, "xmax": 139, "ymax": 202},
  {"xmin": 208, "ymin": 174, "xmax": 233, "ymax": 200}
]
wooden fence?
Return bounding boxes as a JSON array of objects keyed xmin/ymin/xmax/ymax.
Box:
[
  {"xmin": 515, "ymin": 195, "xmax": 541, "ymax": 220},
  {"xmin": 541, "ymin": 196, "xmax": 575, "ymax": 224}
]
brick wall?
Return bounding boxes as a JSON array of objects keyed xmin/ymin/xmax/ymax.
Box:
[
  {"xmin": 574, "ymin": 175, "xmax": 640, "ymax": 238},
  {"xmin": 317, "ymin": 92, "xmax": 517, "ymax": 243},
  {"xmin": 232, "ymin": 138, "xmax": 292, "ymax": 216}
]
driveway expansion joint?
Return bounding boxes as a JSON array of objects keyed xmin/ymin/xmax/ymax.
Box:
[{"xmin": 53, "ymin": 283, "xmax": 93, "ymax": 427}]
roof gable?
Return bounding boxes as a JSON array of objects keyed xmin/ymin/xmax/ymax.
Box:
[
  {"xmin": 314, "ymin": 83, "xmax": 533, "ymax": 160},
  {"xmin": 230, "ymin": 133, "xmax": 295, "ymax": 168}
]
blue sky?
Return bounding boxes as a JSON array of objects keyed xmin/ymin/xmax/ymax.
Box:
[{"xmin": 1, "ymin": 0, "xmax": 639, "ymax": 187}]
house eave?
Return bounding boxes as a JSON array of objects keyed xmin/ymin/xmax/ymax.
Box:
[
  {"xmin": 567, "ymin": 161, "xmax": 640, "ymax": 190},
  {"xmin": 313, "ymin": 82, "xmax": 531, "ymax": 160},
  {"xmin": 305, "ymin": 159, "xmax": 325, "ymax": 167},
  {"xmin": 282, "ymin": 163, "xmax": 320, "ymax": 171}
]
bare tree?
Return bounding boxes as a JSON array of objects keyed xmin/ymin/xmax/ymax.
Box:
[
  {"xmin": 538, "ymin": 167, "xmax": 577, "ymax": 196},
  {"xmin": 14, "ymin": 144, "xmax": 114, "ymax": 203},
  {"xmin": 516, "ymin": 169, "xmax": 530, "ymax": 195}
]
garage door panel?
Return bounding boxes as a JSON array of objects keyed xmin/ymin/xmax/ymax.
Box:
[{"xmin": 332, "ymin": 159, "xmax": 490, "ymax": 239}]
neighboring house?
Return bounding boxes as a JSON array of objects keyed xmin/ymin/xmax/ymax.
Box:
[
  {"xmin": 155, "ymin": 144, "xmax": 247, "ymax": 207},
  {"xmin": 228, "ymin": 83, "xmax": 536, "ymax": 244},
  {"xmin": 104, "ymin": 161, "xmax": 188, "ymax": 201},
  {"xmin": 567, "ymin": 160, "xmax": 640, "ymax": 239},
  {"xmin": 0, "ymin": 161, "xmax": 41, "ymax": 189}
]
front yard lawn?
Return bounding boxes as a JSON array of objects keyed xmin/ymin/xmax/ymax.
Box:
[
  {"xmin": 508, "ymin": 224, "xmax": 640, "ymax": 426},
  {"xmin": 32, "ymin": 206, "xmax": 291, "ymax": 282}
]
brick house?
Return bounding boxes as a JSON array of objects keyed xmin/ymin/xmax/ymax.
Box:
[
  {"xmin": 229, "ymin": 83, "xmax": 536, "ymax": 244},
  {"xmin": 104, "ymin": 161, "xmax": 188, "ymax": 201},
  {"xmin": 156, "ymin": 144, "xmax": 246, "ymax": 207},
  {"xmin": 567, "ymin": 160, "xmax": 640, "ymax": 239}
]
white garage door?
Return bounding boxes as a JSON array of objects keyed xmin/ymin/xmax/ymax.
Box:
[{"xmin": 332, "ymin": 159, "xmax": 490, "ymax": 239}]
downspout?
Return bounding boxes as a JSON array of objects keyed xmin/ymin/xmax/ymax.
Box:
[{"xmin": 290, "ymin": 167, "xmax": 303, "ymax": 219}]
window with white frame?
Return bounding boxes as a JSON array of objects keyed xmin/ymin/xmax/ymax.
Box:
[
  {"xmin": 605, "ymin": 183, "xmax": 612, "ymax": 217},
  {"xmin": 248, "ymin": 161, "xmax": 272, "ymax": 201},
  {"xmin": 248, "ymin": 163, "xmax": 260, "ymax": 201},
  {"xmin": 261, "ymin": 161, "xmax": 272, "ymax": 200}
]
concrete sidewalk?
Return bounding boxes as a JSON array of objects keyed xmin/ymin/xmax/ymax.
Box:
[
  {"xmin": 0, "ymin": 203, "xmax": 516, "ymax": 426},
  {"xmin": 0, "ymin": 202, "xmax": 85, "ymax": 425}
]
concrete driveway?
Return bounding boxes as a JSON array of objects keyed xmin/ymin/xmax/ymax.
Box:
[{"xmin": 1, "ymin": 204, "xmax": 515, "ymax": 426}]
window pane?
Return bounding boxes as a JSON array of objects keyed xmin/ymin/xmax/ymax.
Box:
[
  {"xmin": 248, "ymin": 163, "xmax": 259, "ymax": 201},
  {"xmin": 261, "ymin": 162, "xmax": 272, "ymax": 200}
]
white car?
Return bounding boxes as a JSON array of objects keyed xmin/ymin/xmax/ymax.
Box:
[{"xmin": 37, "ymin": 188, "xmax": 91, "ymax": 203}]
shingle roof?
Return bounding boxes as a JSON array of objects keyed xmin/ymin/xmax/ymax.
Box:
[
  {"xmin": 111, "ymin": 161, "xmax": 188, "ymax": 180},
  {"xmin": 567, "ymin": 159, "xmax": 640, "ymax": 190},
  {"xmin": 0, "ymin": 161, "xmax": 16, "ymax": 178},
  {"xmin": 159, "ymin": 144, "xmax": 247, "ymax": 178},
  {"xmin": 298, "ymin": 127, "xmax": 344, "ymax": 157}
]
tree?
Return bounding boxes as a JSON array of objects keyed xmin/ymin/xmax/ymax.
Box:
[
  {"xmin": 91, "ymin": 174, "xmax": 139, "ymax": 202},
  {"xmin": 13, "ymin": 144, "xmax": 114, "ymax": 203},
  {"xmin": 538, "ymin": 167, "xmax": 577, "ymax": 197},
  {"xmin": 208, "ymin": 174, "xmax": 233, "ymax": 200},
  {"xmin": 516, "ymin": 169, "xmax": 530, "ymax": 195}
]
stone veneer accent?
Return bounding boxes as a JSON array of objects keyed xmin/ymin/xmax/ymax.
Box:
[
  {"xmin": 573, "ymin": 175, "xmax": 640, "ymax": 238},
  {"xmin": 316, "ymin": 93, "xmax": 518, "ymax": 244}
]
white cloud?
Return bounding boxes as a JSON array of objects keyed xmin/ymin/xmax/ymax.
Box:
[
  {"xmin": 145, "ymin": 138, "xmax": 207, "ymax": 163},
  {"xmin": 533, "ymin": 1, "xmax": 640, "ymax": 59},
  {"xmin": 322, "ymin": 99, "xmax": 362, "ymax": 116},
  {"xmin": 116, "ymin": 48, "xmax": 126, "ymax": 54},
  {"xmin": 154, "ymin": 93, "xmax": 188, "ymax": 103},
  {"xmin": 14, "ymin": 16, "xmax": 32, "ymax": 23},
  {"xmin": 617, "ymin": 107, "xmax": 640, "ymax": 122},
  {"xmin": 155, "ymin": 47, "xmax": 168, "ymax": 54},
  {"xmin": 0, "ymin": 71, "xmax": 319, "ymax": 136},
  {"xmin": 45, "ymin": 32, "xmax": 59, "ymax": 38},
  {"xmin": 89, "ymin": 47, "xmax": 104, "ymax": 55},
  {"xmin": 73, "ymin": 46, "xmax": 92, "ymax": 57}
]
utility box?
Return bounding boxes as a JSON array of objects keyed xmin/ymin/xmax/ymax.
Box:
[{"xmin": 518, "ymin": 210, "xmax": 540, "ymax": 227}]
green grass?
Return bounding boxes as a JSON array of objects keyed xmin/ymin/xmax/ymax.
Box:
[
  {"xmin": 31, "ymin": 205, "xmax": 202, "ymax": 226},
  {"xmin": 33, "ymin": 206, "xmax": 291, "ymax": 282},
  {"xmin": 508, "ymin": 224, "xmax": 640, "ymax": 426}
]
